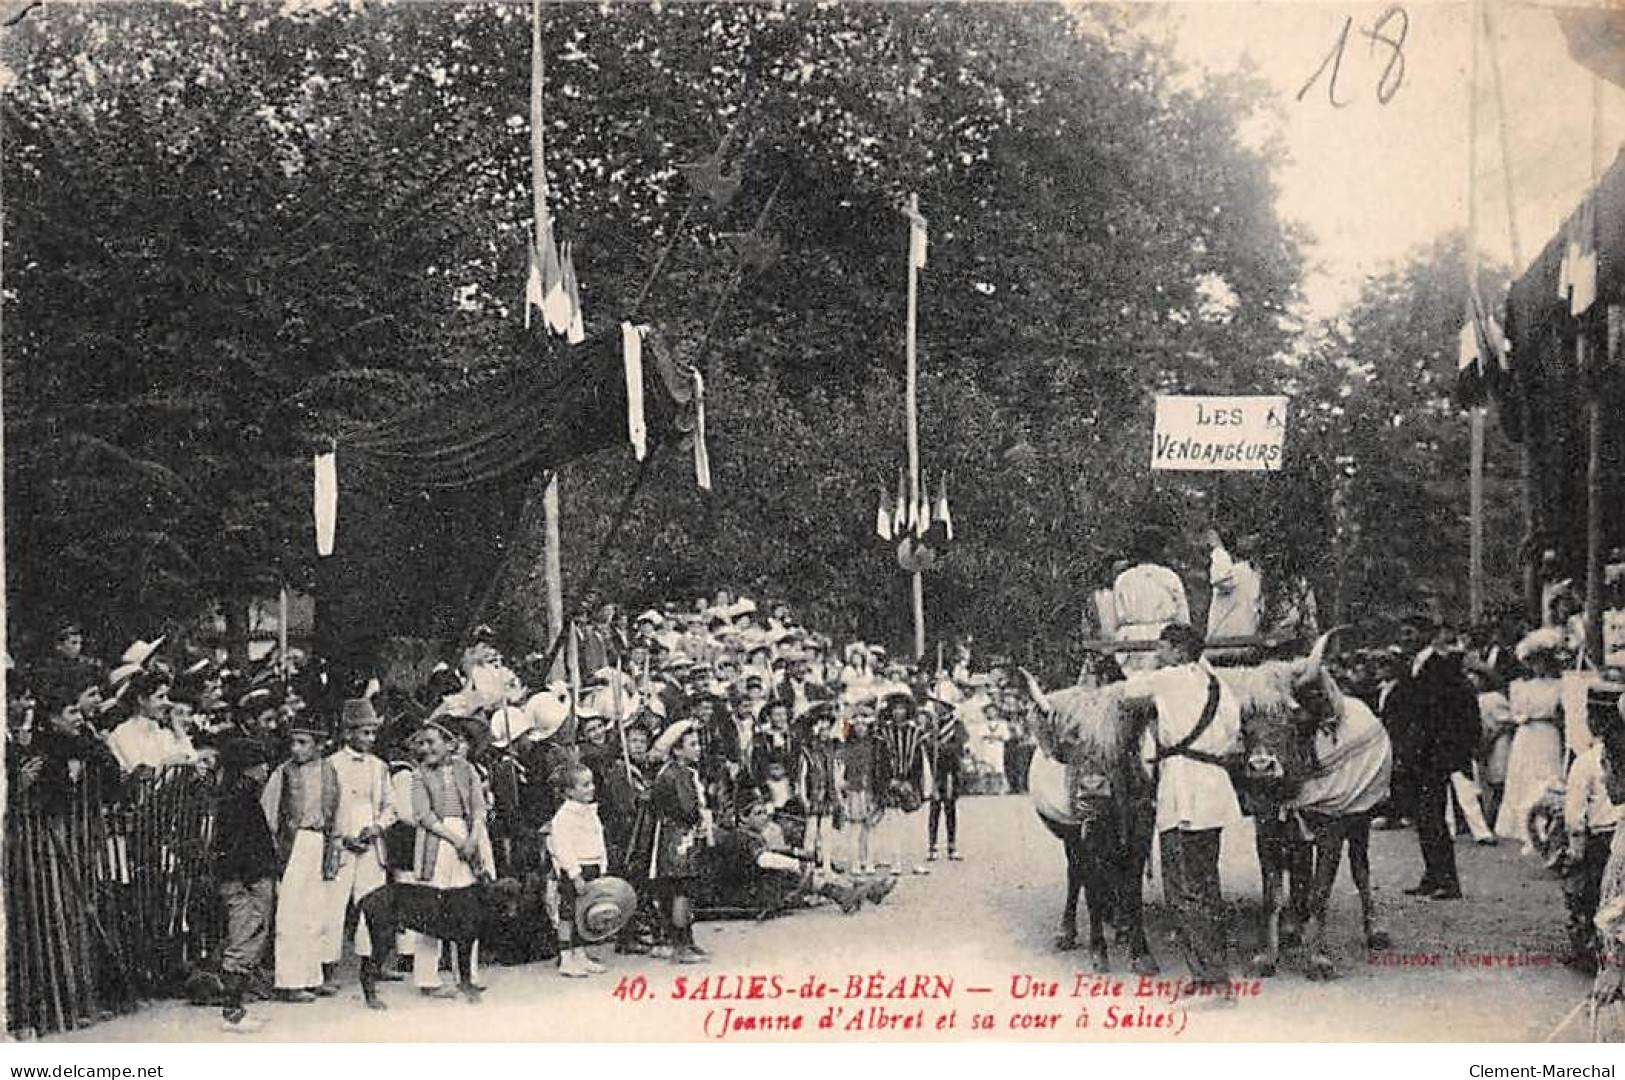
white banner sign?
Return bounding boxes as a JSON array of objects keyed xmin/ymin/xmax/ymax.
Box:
[{"xmin": 1151, "ymin": 394, "xmax": 1287, "ymax": 471}]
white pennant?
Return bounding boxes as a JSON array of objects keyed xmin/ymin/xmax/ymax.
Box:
[
  {"xmin": 313, "ymin": 450, "xmax": 337, "ymax": 557},
  {"xmin": 692, "ymin": 369, "xmax": 712, "ymax": 491},
  {"xmin": 621, "ymin": 322, "xmax": 647, "ymax": 461}
]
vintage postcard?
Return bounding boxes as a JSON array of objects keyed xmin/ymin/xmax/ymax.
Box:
[{"xmin": 4, "ymin": 0, "xmax": 1625, "ymax": 1052}]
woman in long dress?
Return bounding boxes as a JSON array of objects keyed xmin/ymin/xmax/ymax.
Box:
[{"xmin": 1494, "ymin": 635, "xmax": 1567, "ymax": 850}]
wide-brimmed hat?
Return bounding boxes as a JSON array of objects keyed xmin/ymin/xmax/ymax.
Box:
[
  {"xmin": 652, "ymin": 719, "xmax": 697, "ymax": 758},
  {"xmin": 574, "ymin": 876, "xmax": 637, "ymax": 944},
  {"xmin": 521, "ymin": 684, "xmax": 573, "ymax": 741},
  {"xmin": 488, "ymin": 705, "xmax": 530, "ymax": 748},
  {"xmin": 635, "ymin": 609, "xmax": 663, "ymax": 627},
  {"xmin": 109, "ymin": 636, "xmax": 167, "ymax": 687},
  {"xmin": 1514, "ymin": 627, "xmax": 1566, "ymax": 663}
]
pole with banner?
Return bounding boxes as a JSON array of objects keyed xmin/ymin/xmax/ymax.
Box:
[
  {"xmin": 1467, "ymin": 0, "xmax": 1485, "ymax": 624},
  {"xmin": 531, "ymin": 0, "xmax": 565, "ymax": 675},
  {"xmin": 905, "ymin": 193, "xmax": 926, "ymax": 662}
]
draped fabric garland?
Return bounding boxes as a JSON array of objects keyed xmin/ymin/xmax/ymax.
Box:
[
  {"xmin": 313, "ymin": 330, "xmax": 697, "ymax": 669},
  {"xmin": 1500, "ymin": 148, "xmax": 1625, "ymax": 575}
]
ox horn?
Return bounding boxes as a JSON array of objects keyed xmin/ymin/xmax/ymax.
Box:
[
  {"xmin": 1017, "ymin": 667, "xmax": 1054, "ymax": 716},
  {"xmin": 1297, "ymin": 625, "xmax": 1352, "ymax": 681}
]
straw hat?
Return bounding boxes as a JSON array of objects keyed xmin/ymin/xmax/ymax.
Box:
[
  {"xmin": 574, "ymin": 877, "xmax": 637, "ymax": 944},
  {"xmin": 652, "ymin": 719, "xmax": 697, "ymax": 759},
  {"xmin": 1514, "ymin": 626, "xmax": 1566, "ymax": 663},
  {"xmin": 521, "ymin": 684, "xmax": 573, "ymax": 741}
]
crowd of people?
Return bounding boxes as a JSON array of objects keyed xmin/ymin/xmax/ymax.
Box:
[
  {"xmin": 1087, "ymin": 526, "xmax": 1625, "ymax": 1004},
  {"xmin": 5, "ymin": 591, "xmax": 1049, "ymax": 1032},
  {"xmin": 12, "ymin": 524, "xmax": 1625, "ymax": 1034}
]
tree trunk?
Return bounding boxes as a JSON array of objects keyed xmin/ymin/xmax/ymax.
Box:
[{"xmin": 222, "ymin": 597, "xmax": 250, "ymax": 667}]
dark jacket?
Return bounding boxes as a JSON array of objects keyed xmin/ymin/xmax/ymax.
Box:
[
  {"xmin": 1383, "ymin": 650, "xmax": 1480, "ymax": 776},
  {"xmin": 30, "ymin": 728, "xmax": 122, "ymax": 810},
  {"xmin": 213, "ymin": 775, "xmax": 280, "ymax": 884},
  {"xmin": 650, "ymin": 760, "xmax": 707, "ymax": 879}
]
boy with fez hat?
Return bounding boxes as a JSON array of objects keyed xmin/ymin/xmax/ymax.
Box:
[
  {"xmin": 258, "ymin": 712, "xmax": 340, "ymax": 1002},
  {"xmin": 319, "ymin": 697, "xmax": 398, "ymax": 1000}
]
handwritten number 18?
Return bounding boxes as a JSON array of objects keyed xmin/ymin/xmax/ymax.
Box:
[{"xmin": 1298, "ymin": 6, "xmax": 1408, "ymax": 107}]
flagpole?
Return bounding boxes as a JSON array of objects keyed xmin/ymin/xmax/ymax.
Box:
[
  {"xmin": 905, "ymin": 192, "xmax": 926, "ymax": 662},
  {"xmin": 1584, "ymin": 69, "xmax": 1605, "ymax": 668},
  {"xmin": 1484, "ymin": 3, "xmax": 1537, "ymax": 624},
  {"xmin": 1467, "ymin": 0, "xmax": 1485, "ymax": 625},
  {"xmin": 531, "ymin": 0, "xmax": 565, "ymax": 674}
]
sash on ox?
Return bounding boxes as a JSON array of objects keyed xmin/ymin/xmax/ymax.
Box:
[{"xmin": 1290, "ymin": 695, "xmax": 1392, "ymax": 818}]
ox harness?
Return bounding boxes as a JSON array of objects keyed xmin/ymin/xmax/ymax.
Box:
[{"xmin": 1150, "ymin": 672, "xmax": 1229, "ymax": 769}]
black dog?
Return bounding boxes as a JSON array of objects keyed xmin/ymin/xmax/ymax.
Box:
[{"xmin": 355, "ymin": 878, "xmax": 523, "ymax": 1007}]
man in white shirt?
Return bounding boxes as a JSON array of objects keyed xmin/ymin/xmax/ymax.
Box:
[
  {"xmin": 1122, "ymin": 623, "xmax": 1240, "ymax": 998},
  {"xmin": 320, "ymin": 698, "xmax": 396, "ymax": 1000},
  {"xmin": 1204, "ymin": 529, "xmax": 1261, "ymax": 645},
  {"xmin": 1112, "ymin": 533, "xmax": 1191, "ymax": 673}
]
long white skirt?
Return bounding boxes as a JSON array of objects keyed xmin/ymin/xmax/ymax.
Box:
[
  {"xmin": 322, "ymin": 844, "xmax": 389, "ymax": 963},
  {"xmin": 275, "ymin": 831, "xmax": 328, "ymax": 990},
  {"xmin": 1494, "ymin": 720, "xmax": 1564, "ymax": 846},
  {"xmin": 414, "ymin": 818, "xmax": 481, "ymax": 989}
]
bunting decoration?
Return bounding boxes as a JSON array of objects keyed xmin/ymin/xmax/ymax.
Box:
[
  {"xmin": 1556, "ymin": 6, "xmax": 1625, "ymax": 92},
  {"xmin": 934, "ymin": 472, "xmax": 954, "ymax": 542},
  {"xmin": 562, "ymin": 241, "xmax": 586, "ymax": 344},
  {"xmin": 313, "ymin": 449, "xmax": 337, "ymax": 557},
  {"xmin": 523, "ymin": 243, "xmax": 544, "ymax": 331},
  {"xmin": 1454, "ymin": 287, "xmax": 1510, "ymax": 409},
  {"xmin": 691, "ymin": 369, "xmax": 712, "ymax": 491},
  {"xmin": 906, "ymin": 205, "xmax": 928, "ymax": 270},
  {"xmin": 622, "ymin": 322, "xmax": 648, "ymax": 461},
  {"xmin": 876, "ymin": 483, "xmax": 894, "ymax": 541},
  {"xmin": 915, "ymin": 488, "xmax": 931, "ymax": 538},
  {"xmin": 525, "ymin": 219, "xmax": 574, "ymax": 335},
  {"xmin": 1558, "ymin": 192, "xmax": 1598, "ymax": 317}
]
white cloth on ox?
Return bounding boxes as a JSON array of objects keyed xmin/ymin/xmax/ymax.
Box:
[
  {"xmin": 1289, "ymin": 698, "xmax": 1392, "ymax": 818},
  {"xmin": 274, "ymin": 830, "xmax": 328, "ymax": 990},
  {"xmin": 1027, "ymin": 747, "xmax": 1074, "ymax": 826}
]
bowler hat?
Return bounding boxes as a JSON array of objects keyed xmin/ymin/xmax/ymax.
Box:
[{"xmin": 574, "ymin": 876, "xmax": 637, "ymax": 944}]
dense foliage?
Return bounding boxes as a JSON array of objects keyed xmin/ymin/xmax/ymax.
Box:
[{"xmin": 3, "ymin": 1, "xmax": 1504, "ymax": 664}]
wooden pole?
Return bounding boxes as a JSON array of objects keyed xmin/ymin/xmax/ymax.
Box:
[
  {"xmin": 1585, "ymin": 71, "xmax": 1605, "ymax": 668},
  {"xmin": 278, "ymin": 581, "xmax": 290, "ymax": 671},
  {"xmin": 1467, "ymin": 0, "xmax": 1485, "ymax": 624},
  {"xmin": 531, "ymin": 0, "xmax": 565, "ymax": 671},
  {"xmin": 905, "ymin": 193, "xmax": 925, "ymax": 662},
  {"xmin": 1484, "ymin": 3, "xmax": 1538, "ymax": 623}
]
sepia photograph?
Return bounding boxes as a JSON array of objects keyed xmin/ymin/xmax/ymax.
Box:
[{"xmin": 3, "ymin": 0, "xmax": 1625, "ymax": 1055}]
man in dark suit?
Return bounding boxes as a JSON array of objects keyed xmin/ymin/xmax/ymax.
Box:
[{"xmin": 1383, "ymin": 615, "xmax": 1480, "ymax": 900}]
